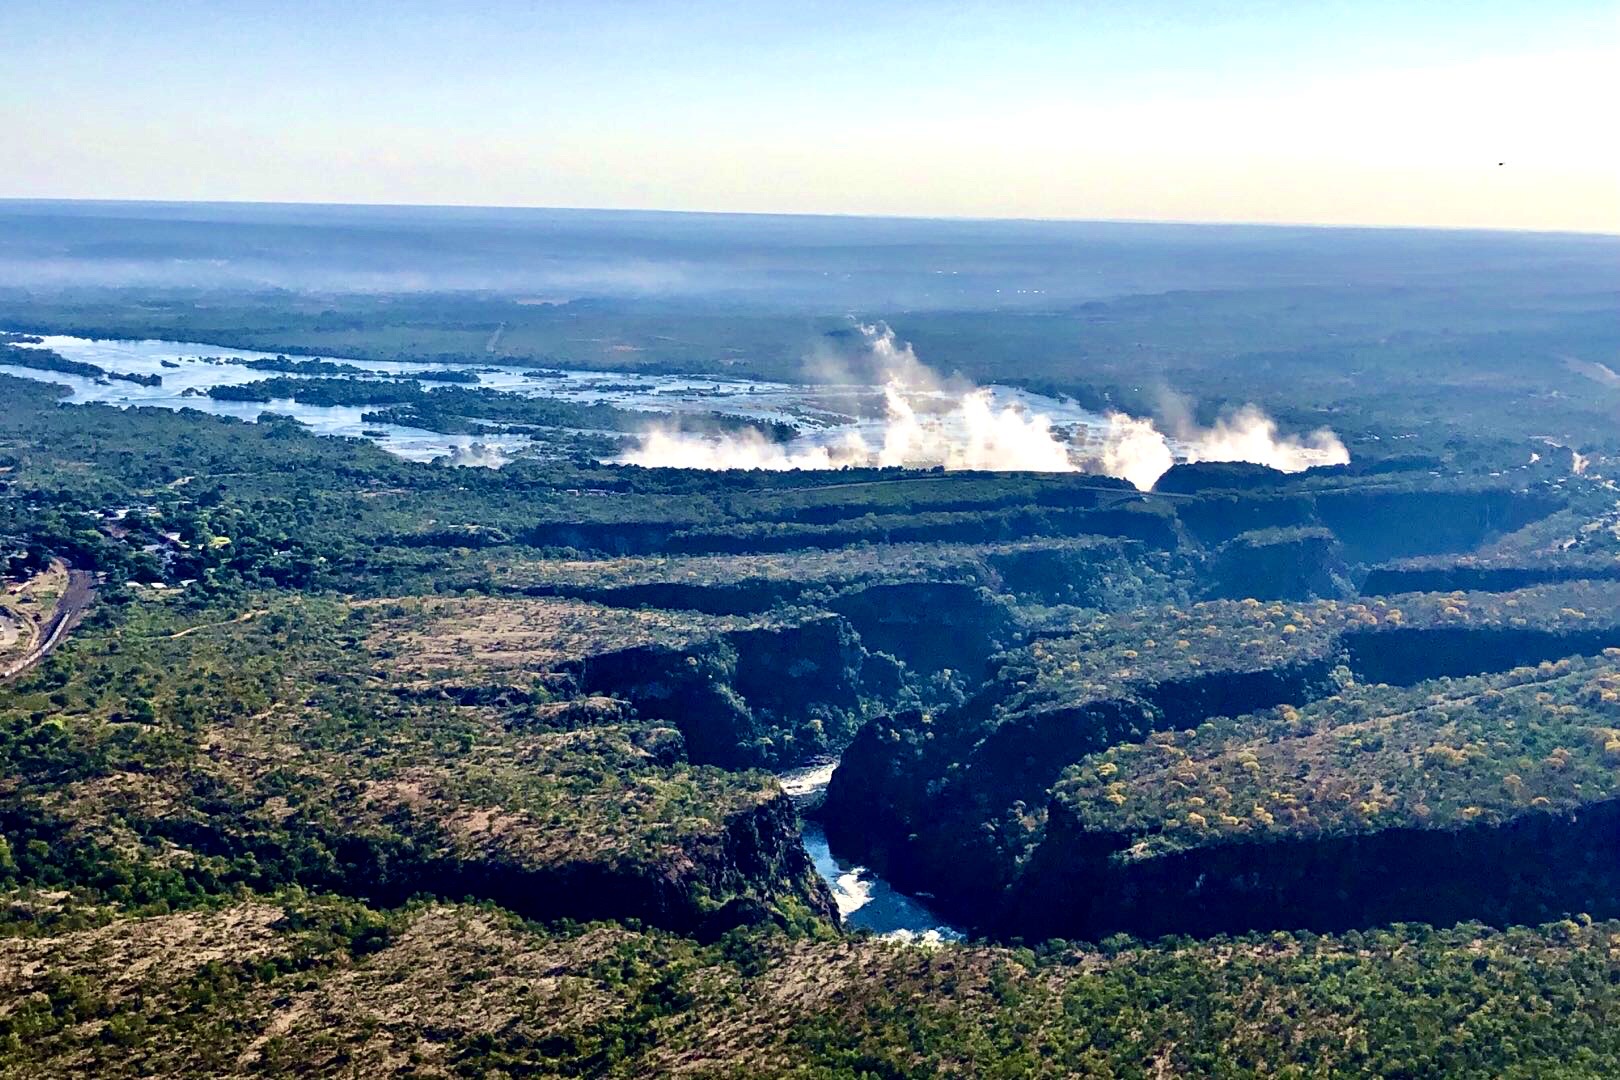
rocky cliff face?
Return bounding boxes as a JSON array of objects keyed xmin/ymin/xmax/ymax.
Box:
[
  {"xmin": 1361, "ymin": 561, "xmax": 1620, "ymax": 596},
  {"xmin": 576, "ymin": 615, "xmax": 868, "ymax": 768},
  {"xmin": 576, "ymin": 638, "xmax": 754, "ymax": 766},
  {"xmin": 381, "ymin": 791, "xmax": 840, "ymax": 937},
  {"xmin": 689, "ymin": 792, "xmax": 842, "ymax": 934},
  {"xmin": 824, "ymin": 696, "xmax": 1162, "ymax": 922},
  {"xmin": 981, "ymin": 540, "xmax": 1143, "ymax": 606},
  {"xmin": 1205, "ymin": 528, "xmax": 1353, "ymax": 601},
  {"xmin": 832, "ymin": 607, "xmax": 1620, "ymax": 941},
  {"xmin": 820, "ymin": 656, "xmax": 1344, "ymax": 926},
  {"xmin": 729, "ymin": 615, "xmax": 865, "ymax": 716},
  {"xmin": 526, "ymin": 578, "xmax": 808, "ymax": 615},
  {"xmin": 526, "ymin": 521, "xmax": 681, "ymax": 555},
  {"xmin": 1005, "ymin": 797, "xmax": 1620, "ymax": 941},
  {"xmin": 830, "ymin": 582, "xmax": 1017, "ymax": 677},
  {"xmin": 1344, "ymin": 625, "xmax": 1620, "ymax": 686},
  {"xmin": 1175, "ymin": 493, "xmax": 1318, "ymax": 548},
  {"xmin": 1315, "ymin": 488, "xmax": 1563, "ymax": 563},
  {"xmin": 1137, "ymin": 657, "xmax": 1343, "ymax": 729},
  {"xmin": 659, "ymin": 503, "xmax": 1182, "ymax": 555},
  {"xmin": 145, "ymin": 787, "xmax": 835, "ymax": 939}
]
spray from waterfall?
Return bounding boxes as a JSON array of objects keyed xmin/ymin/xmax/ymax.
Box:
[{"xmin": 619, "ymin": 323, "xmax": 1349, "ymax": 489}]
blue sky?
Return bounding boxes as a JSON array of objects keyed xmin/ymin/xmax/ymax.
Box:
[{"xmin": 3, "ymin": 0, "xmax": 1615, "ymax": 230}]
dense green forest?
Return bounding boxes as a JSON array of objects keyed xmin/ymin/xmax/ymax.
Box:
[{"xmin": 4, "ymin": 256, "xmax": 1620, "ymax": 1076}]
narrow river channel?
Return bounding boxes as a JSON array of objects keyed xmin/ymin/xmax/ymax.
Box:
[{"xmin": 777, "ymin": 761, "xmax": 963, "ymax": 943}]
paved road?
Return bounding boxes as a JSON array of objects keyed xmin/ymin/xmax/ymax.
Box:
[{"xmin": 0, "ymin": 568, "xmax": 95, "ymax": 682}]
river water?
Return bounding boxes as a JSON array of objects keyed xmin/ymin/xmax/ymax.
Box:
[
  {"xmin": 0, "ymin": 332, "xmax": 810, "ymax": 463},
  {"xmin": 6, "ymin": 332, "xmax": 970, "ymax": 937},
  {"xmin": 0, "ymin": 332, "xmax": 1114, "ymax": 468},
  {"xmin": 777, "ymin": 761, "xmax": 964, "ymax": 943}
]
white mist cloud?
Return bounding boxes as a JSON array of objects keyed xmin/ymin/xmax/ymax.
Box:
[
  {"xmin": 620, "ymin": 323, "xmax": 1350, "ymax": 488},
  {"xmin": 868, "ymin": 378, "xmax": 1076, "ymax": 472},
  {"xmin": 1087, "ymin": 405, "xmax": 1350, "ymax": 490},
  {"xmin": 1097, "ymin": 412, "xmax": 1177, "ymax": 492},
  {"xmin": 1185, "ymin": 405, "xmax": 1349, "ymax": 472},
  {"xmin": 435, "ymin": 441, "xmax": 517, "ymax": 468},
  {"xmin": 858, "ymin": 321, "xmax": 938, "ymax": 390}
]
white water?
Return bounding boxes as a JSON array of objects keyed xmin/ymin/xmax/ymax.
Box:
[
  {"xmin": 619, "ymin": 322, "xmax": 1349, "ymax": 488},
  {"xmin": 0, "ymin": 334, "xmax": 533, "ymax": 463},
  {"xmin": 0, "ymin": 332, "xmax": 857, "ymax": 463},
  {"xmin": 2, "ymin": 331, "xmax": 1347, "ymax": 487},
  {"xmin": 776, "ymin": 761, "xmax": 963, "ymax": 943},
  {"xmin": 0, "ymin": 331, "xmax": 1116, "ymax": 472}
]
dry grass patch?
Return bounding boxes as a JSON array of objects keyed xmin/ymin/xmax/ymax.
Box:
[{"xmin": 362, "ymin": 595, "xmax": 779, "ymax": 683}]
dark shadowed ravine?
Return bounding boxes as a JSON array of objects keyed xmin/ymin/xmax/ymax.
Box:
[{"xmin": 778, "ymin": 761, "xmax": 963, "ymax": 942}]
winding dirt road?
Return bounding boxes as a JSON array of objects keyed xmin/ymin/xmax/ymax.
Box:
[{"xmin": 0, "ymin": 568, "xmax": 95, "ymax": 682}]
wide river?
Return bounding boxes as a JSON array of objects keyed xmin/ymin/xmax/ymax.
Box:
[
  {"xmin": 0, "ymin": 331, "xmax": 1115, "ymax": 467},
  {"xmin": 4, "ymin": 331, "xmax": 975, "ymax": 937}
]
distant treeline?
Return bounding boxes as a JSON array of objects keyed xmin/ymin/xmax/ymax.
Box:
[
  {"xmin": 225, "ymin": 355, "xmax": 483, "ymax": 382},
  {"xmin": 208, "ymin": 376, "xmax": 794, "ymax": 440},
  {"xmin": 0, "ymin": 343, "xmax": 161, "ymax": 386}
]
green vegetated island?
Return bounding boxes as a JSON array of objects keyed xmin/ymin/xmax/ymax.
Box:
[{"xmin": 3, "ymin": 253, "xmax": 1620, "ymax": 1076}]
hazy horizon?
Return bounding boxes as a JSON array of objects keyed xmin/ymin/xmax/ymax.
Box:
[
  {"xmin": 7, "ymin": 197, "xmax": 1615, "ymax": 309},
  {"xmin": 4, "ymin": 195, "xmax": 1617, "ymax": 238}
]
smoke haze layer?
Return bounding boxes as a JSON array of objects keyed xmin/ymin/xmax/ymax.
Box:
[{"xmin": 620, "ymin": 324, "xmax": 1349, "ymax": 489}]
